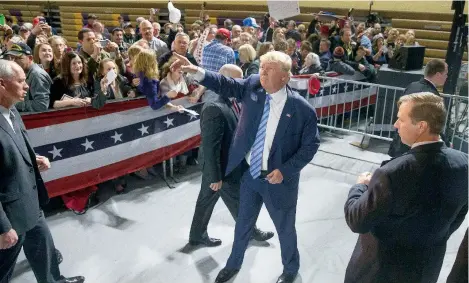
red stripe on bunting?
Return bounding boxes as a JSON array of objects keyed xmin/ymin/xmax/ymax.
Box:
[
  {"xmin": 45, "ymin": 135, "xmax": 201, "ymax": 197},
  {"xmin": 315, "ymin": 94, "xmax": 377, "ymax": 118},
  {"xmin": 22, "ymin": 98, "xmax": 149, "ymax": 130}
]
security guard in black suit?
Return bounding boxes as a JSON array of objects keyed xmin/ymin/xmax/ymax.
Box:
[
  {"xmin": 189, "ymin": 64, "xmax": 274, "ymax": 247},
  {"xmin": 0, "ymin": 60, "xmax": 84, "ymax": 283}
]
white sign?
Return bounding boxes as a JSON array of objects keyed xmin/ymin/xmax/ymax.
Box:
[{"xmin": 267, "ymin": 0, "xmax": 301, "ymax": 20}]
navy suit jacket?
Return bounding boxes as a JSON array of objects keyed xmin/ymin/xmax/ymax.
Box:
[{"xmin": 200, "ymin": 71, "xmax": 320, "ymax": 208}]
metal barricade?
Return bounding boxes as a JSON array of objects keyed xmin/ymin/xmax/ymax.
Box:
[
  {"xmin": 289, "ymin": 74, "xmax": 405, "ymax": 141},
  {"xmin": 288, "ymin": 75, "xmax": 468, "ymax": 153},
  {"xmin": 442, "ymin": 93, "xmax": 468, "ymax": 152}
]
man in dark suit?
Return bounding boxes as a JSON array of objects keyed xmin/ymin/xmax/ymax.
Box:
[
  {"xmin": 344, "ymin": 92, "xmax": 468, "ymax": 283},
  {"xmin": 189, "ymin": 64, "xmax": 274, "ymax": 247},
  {"xmin": 446, "ymin": 229, "xmax": 468, "ymax": 283},
  {"xmin": 174, "ymin": 50, "xmax": 320, "ymax": 283},
  {"xmin": 0, "ymin": 60, "xmax": 85, "ymax": 283},
  {"xmin": 388, "ymin": 58, "xmax": 448, "ymax": 157}
]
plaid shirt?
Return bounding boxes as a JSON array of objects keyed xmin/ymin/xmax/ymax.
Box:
[{"xmin": 201, "ymin": 40, "xmax": 235, "ymax": 72}]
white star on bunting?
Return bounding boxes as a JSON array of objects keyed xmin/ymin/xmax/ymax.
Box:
[
  {"xmin": 163, "ymin": 117, "xmax": 174, "ymax": 128},
  {"xmin": 188, "ymin": 113, "xmax": 198, "ymax": 121},
  {"xmin": 111, "ymin": 131, "xmax": 123, "ymax": 143},
  {"xmin": 138, "ymin": 124, "xmax": 149, "ymax": 136},
  {"xmin": 332, "ymin": 86, "xmax": 338, "ymax": 93},
  {"xmin": 81, "ymin": 138, "xmax": 94, "ymax": 151},
  {"xmin": 48, "ymin": 146, "xmax": 63, "ymax": 160}
]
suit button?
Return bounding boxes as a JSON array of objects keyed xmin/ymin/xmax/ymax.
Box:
[
  {"xmin": 30, "ymin": 167, "xmax": 34, "ymax": 173},
  {"xmin": 33, "ymin": 185, "xmax": 37, "ymax": 190}
]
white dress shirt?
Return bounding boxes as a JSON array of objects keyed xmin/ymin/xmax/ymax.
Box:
[
  {"xmin": 0, "ymin": 105, "xmax": 14, "ymax": 133},
  {"xmin": 246, "ymin": 87, "xmax": 287, "ymax": 170}
]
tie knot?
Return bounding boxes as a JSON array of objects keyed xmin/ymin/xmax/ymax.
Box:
[
  {"xmin": 9, "ymin": 111, "xmax": 15, "ymax": 120},
  {"xmin": 266, "ymin": 94, "xmax": 271, "ymax": 102}
]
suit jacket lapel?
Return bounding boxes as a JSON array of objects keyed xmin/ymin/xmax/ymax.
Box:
[
  {"xmin": 269, "ymin": 88, "xmax": 295, "ymax": 159},
  {"xmin": 0, "ymin": 112, "xmax": 33, "ymax": 166}
]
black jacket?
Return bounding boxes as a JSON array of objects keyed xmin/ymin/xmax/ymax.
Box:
[
  {"xmin": 199, "ymin": 97, "xmax": 243, "ymax": 184},
  {"xmin": 0, "ymin": 107, "xmax": 49, "ymax": 235},
  {"xmin": 345, "ymin": 142, "xmax": 468, "ymax": 283}
]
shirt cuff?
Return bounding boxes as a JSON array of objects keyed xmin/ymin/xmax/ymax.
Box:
[{"xmin": 191, "ymin": 67, "xmax": 205, "ymax": 82}]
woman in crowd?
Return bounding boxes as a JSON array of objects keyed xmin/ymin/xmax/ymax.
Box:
[
  {"xmin": 372, "ymin": 34, "xmax": 387, "ymax": 65},
  {"xmin": 238, "ymin": 44, "xmax": 259, "ymax": 77},
  {"xmin": 159, "ymin": 56, "xmax": 193, "ymax": 99},
  {"xmin": 94, "ymin": 58, "xmax": 134, "ymax": 103},
  {"xmin": 272, "ymin": 27, "xmax": 286, "ymax": 45},
  {"xmin": 405, "ymin": 29, "xmax": 419, "ymax": 46},
  {"xmin": 257, "ymin": 42, "xmax": 275, "ymax": 58},
  {"xmin": 132, "ymin": 49, "xmax": 183, "ymax": 112},
  {"xmin": 48, "ymin": 36, "xmax": 67, "ymax": 77},
  {"xmin": 49, "ymin": 52, "xmax": 92, "ymax": 109},
  {"xmin": 299, "ymin": 52, "xmax": 324, "ymax": 75},
  {"xmin": 125, "ymin": 44, "xmax": 144, "ymax": 97},
  {"xmin": 33, "ymin": 42, "xmax": 57, "ymax": 79}
]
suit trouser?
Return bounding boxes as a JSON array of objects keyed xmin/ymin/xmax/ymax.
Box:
[
  {"xmin": 225, "ymin": 171, "xmax": 300, "ymax": 274},
  {"xmin": 189, "ymin": 178, "xmax": 241, "ymax": 241},
  {"xmin": 0, "ymin": 214, "xmax": 61, "ymax": 283}
]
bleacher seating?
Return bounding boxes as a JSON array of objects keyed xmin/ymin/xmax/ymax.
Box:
[{"xmin": 1, "ymin": 1, "xmax": 465, "ymax": 63}]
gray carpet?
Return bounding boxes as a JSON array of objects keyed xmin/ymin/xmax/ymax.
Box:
[{"xmin": 12, "ymin": 133, "xmax": 466, "ymax": 283}]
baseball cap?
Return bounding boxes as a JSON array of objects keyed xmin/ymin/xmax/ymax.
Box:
[
  {"xmin": 88, "ymin": 14, "xmax": 98, "ymax": 20},
  {"xmin": 123, "ymin": 22, "xmax": 133, "ymax": 29},
  {"xmin": 33, "ymin": 16, "xmax": 46, "ymax": 26},
  {"xmin": 20, "ymin": 23, "xmax": 32, "ymax": 32},
  {"xmin": 216, "ymin": 28, "xmax": 231, "ymax": 39},
  {"xmin": 3, "ymin": 42, "xmax": 33, "ymax": 57},
  {"xmin": 243, "ymin": 17, "xmax": 259, "ymax": 28}
]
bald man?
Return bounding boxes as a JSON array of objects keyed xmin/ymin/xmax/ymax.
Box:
[
  {"xmin": 139, "ymin": 20, "xmax": 168, "ymax": 59},
  {"xmin": 189, "ymin": 64, "xmax": 274, "ymax": 247}
]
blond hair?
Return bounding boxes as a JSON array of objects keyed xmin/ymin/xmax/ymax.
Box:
[
  {"xmin": 238, "ymin": 44, "xmax": 256, "ymax": 63},
  {"xmin": 127, "ymin": 45, "xmax": 143, "ymax": 60},
  {"xmin": 397, "ymin": 92, "xmax": 446, "ymax": 135},
  {"xmin": 133, "ymin": 49, "xmax": 159, "ymax": 80},
  {"xmin": 260, "ymin": 51, "xmax": 292, "ymax": 74}
]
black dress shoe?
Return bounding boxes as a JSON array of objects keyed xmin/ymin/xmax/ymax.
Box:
[
  {"xmin": 276, "ymin": 272, "xmax": 297, "ymax": 283},
  {"xmin": 56, "ymin": 249, "xmax": 63, "ymax": 264},
  {"xmin": 251, "ymin": 229, "xmax": 275, "ymax": 241},
  {"xmin": 215, "ymin": 268, "xmax": 239, "ymax": 283},
  {"xmin": 189, "ymin": 237, "xmax": 222, "ymax": 247},
  {"xmin": 58, "ymin": 276, "xmax": 85, "ymax": 283}
]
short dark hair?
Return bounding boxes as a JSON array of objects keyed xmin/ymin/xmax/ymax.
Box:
[
  {"xmin": 320, "ymin": 39, "xmax": 331, "ymax": 48},
  {"xmin": 78, "ymin": 28, "xmax": 93, "ymax": 41},
  {"xmin": 424, "ymin": 59, "xmax": 447, "ymax": 77},
  {"xmin": 215, "ymin": 34, "xmax": 228, "ymax": 41},
  {"xmin": 112, "ymin": 27, "xmax": 123, "ymax": 35}
]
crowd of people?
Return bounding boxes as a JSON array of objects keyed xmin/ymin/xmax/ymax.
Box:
[{"xmin": 0, "ymin": 7, "xmax": 467, "ymax": 283}]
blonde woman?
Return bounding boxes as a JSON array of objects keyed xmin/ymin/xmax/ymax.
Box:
[
  {"xmin": 48, "ymin": 35, "xmax": 67, "ymax": 76},
  {"xmin": 238, "ymin": 43, "xmax": 258, "ymax": 77}
]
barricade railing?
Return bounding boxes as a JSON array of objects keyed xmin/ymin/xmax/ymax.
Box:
[{"xmin": 289, "ymin": 74, "xmax": 468, "ymax": 153}]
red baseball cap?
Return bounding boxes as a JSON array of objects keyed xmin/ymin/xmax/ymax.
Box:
[{"xmin": 216, "ymin": 28, "xmax": 231, "ymax": 39}]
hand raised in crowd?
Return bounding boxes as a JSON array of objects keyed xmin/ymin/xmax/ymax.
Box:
[
  {"xmin": 170, "ymin": 53, "xmax": 198, "ymax": 74},
  {"xmin": 210, "ymin": 181, "xmax": 222, "ymax": 191},
  {"xmin": 175, "ymin": 105, "xmax": 185, "ymax": 113},
  {"xmin": 357, "ymin": 172, "xmax": 372, "ymax": 185},
  {"xmin": 0, "ymin": 229, "xmax": 18, "ymax": 250},
  {"xmin": 132, "ymin": 78, "xmax": 140, "ymax": 87},
  {"xmin": 100, "ymin": 77, "xmax": 109, "ymax": 93},
  {"xmin": 31, "ymin": 23, "xmax": 47, "ymax": 36},
  {"xmin": 36, "ymin": 155, "xmax": 51, "ymax": 172},
  {"xmin": 105, "ymin": 41, "xmax": 119, "ymax": 53},
  {"xmin": 127, "ymin": 90, "xmax": 136, "ymax": 98},
  {"xmin": 91, "ymin": 42, "xmax": 102, "ymax": 60},
  {"xmin": 266, "ymin": 169, "xmax": 283, "ymax": 184},
  {"xmin": 358, "ymin": 64, "xmax": 366, "ymax": 72},
  {"xmin": 188, "ymin": 94, "xmax": 199, "ymax": 104}
]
